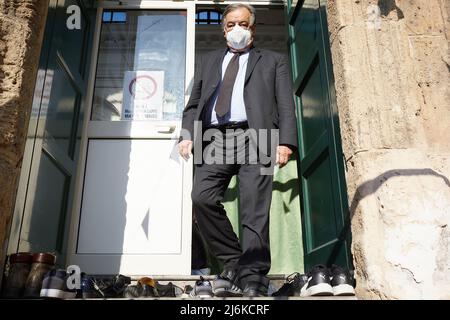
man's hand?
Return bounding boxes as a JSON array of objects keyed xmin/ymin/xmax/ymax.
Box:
[
  {"xmin": 178, "ymin": 140, "xmax": 193, "ymax": 161},
  {"xmin": 276, "ymin": 145, "xmax": 293, "ymax": 168}
]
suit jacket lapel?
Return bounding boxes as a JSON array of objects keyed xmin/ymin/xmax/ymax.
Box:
[
  {"xmin": 215, "ymin": 47, "xmax": 228, "ymax": 80},
  {"xmin": 245, "ymin": 47, "xmax": 262, "ymax": 84},
  {"xmin": 205, "ymin": 48, "xmax": 227, "ymax": 97},
  {"xmin": 200, "ymin": 48, "xmax": 228, "ymax": 112},
  {"xmin": 217, "ymin": 48, "xmax": 228, "ymax": 80}
]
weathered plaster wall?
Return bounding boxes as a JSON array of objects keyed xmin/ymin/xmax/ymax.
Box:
[
  {"xmin": 0, "ymin": 0, "xmax": 49, "ymax": 278},
  {"xmin": 327, "ymin": 0, "xmax": 450, "ymax": 299}
]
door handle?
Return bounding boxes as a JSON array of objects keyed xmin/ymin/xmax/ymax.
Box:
[{"xmin": 156, "ymin": 125, "xmax": 176, "ymax": 133}]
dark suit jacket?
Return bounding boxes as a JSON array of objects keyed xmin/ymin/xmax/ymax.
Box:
[{"xmin": 181, "ymin": 46, "xmax": 298, "ymax": 151}]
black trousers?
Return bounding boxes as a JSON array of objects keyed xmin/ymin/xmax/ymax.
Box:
[
  {"xmin": 191, "ymin": 128, "xmax": 273, "ymax": 290},
  {"xmin": 191, "ymin": 219, "xmax": 208, "ymax": 270}
]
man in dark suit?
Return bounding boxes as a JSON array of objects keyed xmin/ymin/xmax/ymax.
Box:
[{"xmin": 179, "ymin": 3, "xmax": 298, "ymax": 297}]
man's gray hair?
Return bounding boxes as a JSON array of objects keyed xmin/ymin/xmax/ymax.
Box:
[{"xmin": 221, "ymin": 3, "xmax": 256, "ymax": 30}]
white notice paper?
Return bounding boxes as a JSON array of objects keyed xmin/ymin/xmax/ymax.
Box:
[{"xmin": 122, "ymin": 70, "xmax": 164, "ymax": 120}]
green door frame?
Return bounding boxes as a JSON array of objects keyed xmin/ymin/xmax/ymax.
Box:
[{"xmin": 286, "ymin": 0, "xmax": 352, "ymax": 271}]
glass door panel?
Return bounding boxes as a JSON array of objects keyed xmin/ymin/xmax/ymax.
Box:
[{"xmin": 92, "ymin": 10, "xmax": 187, "ymax": 121}]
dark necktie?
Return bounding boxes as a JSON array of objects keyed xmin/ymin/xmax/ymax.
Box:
[{"xmin": 215, "ymin": 53, "xmax": 240, "ymax": 117}]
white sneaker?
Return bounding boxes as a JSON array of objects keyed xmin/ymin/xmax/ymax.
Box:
[{"xmin": 300, "ymin": 265, "xmax": 333, "ymax": 297}]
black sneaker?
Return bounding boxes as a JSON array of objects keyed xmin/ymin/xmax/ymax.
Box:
[
  {"xmin": 123, "ymin": 284, "xmax": 156, "ymax": 298},
  {"xmin": 110, "ymin": 274, "xmax": 132, "ymax": 297},
  {"xmin": 330, "ymin": 265, "xmax": 355, "ymax": 296},
  {"xmin": 181, "ymin": 284, "xmax": 194, "ymax": 298},
  {"xmin": 78, "ymin": 274, "xmax": 103, "ymax": 298},
  {"xmin": 40, "ymin": 269, "xmax": 77, "ymax": 299},
  {"xmin": 123, "ymin": 277, "xmax": 157, "ymax": 298},
  {"xmin": 154, "ymin": 281, "xmax": 183, "ymax": 297},
  {"xmin": 82, "ymin": 274, "xmax": 131, "ymax": 298},
  {"xmin": 189, "ymin": 276, "xmax": 213, "ymax": 298},
  {"xmin": 300, "ymin": 265, "xmax": 333, "ymax": 297},
  {"xmin": 212, "ymin": 269, "xmax": 243, "ymax": 297},
  {"xmin": 272, "ymin": 272, "xmax": 309, "ymax": 297}
]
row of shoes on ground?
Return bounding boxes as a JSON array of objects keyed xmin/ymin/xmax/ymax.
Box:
[
  {"xmin": 122, "ymin": 277, "xmax": 183, "ymax": 298},
  {"xmin": 127, "ymin": 279, "xmax": 221, "ymax": 299},
  {"xmin": 272, "ymin": 265, "xmax": 356, "ymax": 297},
  {"xmin": 187, "ymin": 266, "xmax": 355, "ymax": 298},
  {"xmin": 39, "ymin": 266, "xmax": 354, "ymax": 299},
  {"xmin": 39, "ymin": 270, "xmax": 133, "ymax": 299},
  {"xmin": 38, "ymin": 270, "xmax": 184, "ymax": 299}
]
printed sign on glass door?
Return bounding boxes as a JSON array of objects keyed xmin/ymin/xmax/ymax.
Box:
[{"xmin": 122, "ymin": 70, "xmax": 164, "ymax": 120}]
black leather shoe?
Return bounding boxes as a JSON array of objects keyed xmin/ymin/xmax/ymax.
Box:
[{"xmin": 242, "ymin": 282, "xmax": 268, "ymax": 297}]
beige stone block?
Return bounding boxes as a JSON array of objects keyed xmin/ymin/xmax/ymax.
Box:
[
  {"xmin": 348, "ymin": 149, "xmax": 450, "ymax": 299},
  {"xmin": 409, "ymin": 35, "xmax": 449, "ymax": 84},
  {"xmin": 397, "ymin": 0, "xmax": 446, "ymax": 35},
  {"xmin": 417, "ymin": 81, "xmax": 450, "ymax": 152},
  {"xmin": 438, "ymin": 0, "xmax": 450, "ymax": 40},
  {"xmin": 330, "ymin": 23, "xmax": 426, "ymax": 153}
]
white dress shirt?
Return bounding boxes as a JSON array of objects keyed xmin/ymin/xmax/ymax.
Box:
[{"xmin": 204, "ymin": 50, "xmax": 249, "ymax": 125}]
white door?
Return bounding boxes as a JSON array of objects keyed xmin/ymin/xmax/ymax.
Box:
[{"xmin": 67, "ymin": 1, "xmax": 195, "ymax": 276}]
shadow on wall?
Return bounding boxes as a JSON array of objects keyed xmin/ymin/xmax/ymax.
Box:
[
  {"xmin": 326, "ymin": 168, "xmax": 450, "ymax": 266},
  {"xmin": 377, "ymin": 0, "xmax": 404, "ymax": 19}
]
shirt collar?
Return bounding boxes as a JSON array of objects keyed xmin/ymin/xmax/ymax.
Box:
[{"xmin": 228, "ymin": 45, "xmax": 253, "ymax": 55}]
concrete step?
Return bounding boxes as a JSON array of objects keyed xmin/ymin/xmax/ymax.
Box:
[{"xmin": 130, "ymin": 274, "xmax": 285, "ymax": 296}]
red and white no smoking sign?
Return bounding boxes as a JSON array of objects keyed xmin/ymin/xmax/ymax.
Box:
[{"xmin": 122, "ymin": 71, "xmax": 164, "ymax": 120}]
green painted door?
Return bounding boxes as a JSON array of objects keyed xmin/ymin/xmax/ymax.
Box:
[
  {"xmin": 287, "ymin": 0, "xmax": 352, "ymax": 270},
  {"xmin": 8, "ymin": 0, "xmax": 94, "ymax": 266}
]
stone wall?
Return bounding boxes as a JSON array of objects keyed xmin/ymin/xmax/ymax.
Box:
[
  {"xmin": 327, "ymin": 0, "xmax": 450, "ymax": 299},
  {"xmin": 0, "ymin": 0, "xmax": 49, "ymax": 278}
]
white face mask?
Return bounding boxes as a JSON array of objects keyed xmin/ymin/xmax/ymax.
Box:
[{"xmin": 226, "ymin": 25, "xmax": 252, "ymax": 50}]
